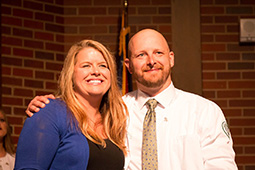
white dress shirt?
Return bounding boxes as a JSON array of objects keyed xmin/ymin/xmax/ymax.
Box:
[{"xmin": 123, "ymin": 83, "xmax": 237, "ymax": 170}]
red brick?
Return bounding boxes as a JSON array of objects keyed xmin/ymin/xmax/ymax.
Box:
[
  {"xmin": 79, "ymin": 7, "xmax": 106, "ymax": 15},
  {"xmin": 64, "ymin": 0, "xmax": 92, "ymax": 5},
  {"xmin": 215, "ymin": 16, "xmax": 239, "ymax": 23},
  {"xmin": 222, "ymin": 108, "xmax": 242, "ymax": 117},
  {"xmin": 235, "ymin": 155, "xmax": 255, "ymax": 164},
  {"xmin": 94, "ymin": 0, "xmax": 121, "ymax": 5},
  {"xmin": 212, "ymin": 99, "xmax": 227, "ymax": 107},
  {"xmin": 1, "ymin": 46, "xmax": 11, "ymax": 55},
  {"xmin": 95, "ymin": 16, "xmax": 119, "ymax": 25},
  {"xmin": 14, "ymin": 107, "xmax": 27, "ymax": 116},
  {"xmin": 35, "ymin": 51, "xmax": 54, "ymax": 60},
  {"xmin": 35, "ymin": 71, "xmax": 55, "ymax": 80},
  {"xmin": 230, "ymin": 118, "xmax": 255, "ymax": 126},
  {"xmin": 129, "ymin": 16, "xmax": 151, "ymax": 24},
  {"xmin": 244, "ymin": 109, "xmax": 255, "ymax": 117},
  {"xmin": 1, "ymin": 6, "xmax": 11, "ymax": 15},
  {"xmin": 13, "ymin": 8, "xmax": 33, "ymax": 19},
  {"xmin": 158, "ymin": 25, "xmax": 171, "ymax": 33},
  {"xmin": 2, "ymin": 97, "xmax": 23, "ymax": 106},
  {"xmin": 201, "ymin": 35, "xmax": 214, "ymax": 42},
  {"xmin": 45, "ymin": 23, "xmax": 64, "ymax": 33},
  {"xmin": 151, "ymin": 0, "xmax": 171, "ymax": 5},
  {"xmin": 203, "ymin": 72, "xmax": 215, "ymax": 80},
  {"xmin": 35, "ymin": 32, "xmax": 54, "ymax": 41},
  {"xmin": 226, "ymin": 7, "xmax": 253, "ymax": 14},
  {"xmin": 46, "ymin": 62, "xmax": 63, "ymax": 71},
  {"xmin": 217, "ymin": 72, "xmax": 241, "ymax": 79},
  {"xmin": 243, "ymin": 90, "xmax": 255, "ymax": 98},
  {"xmin": 56, "ymin": 34, "xmax": 64, "ymax": 43},
  {"xmin": 201, "ymin": 25, "xmax": 225, "ymax": 33},
  {"xmin": 56, "ymin": 16, "xmax": 64, "ymax": 24},
  {"xmin": 2, "ymin": 87, "xmax": 12, "ymax": 95},
  {"xmin": 1, "ymin": 0, "xmax": 21, "ymax": 7},
  {"xmin": 215, "ymin": 0, "xmax": 238, "ymax": 5},
  {"xmin": 24, "ymin": 40, "xmax": 44, "ymax": 49},
  {"xmin": 23, "ymin": 0, "xmax": 43, "ymax": 11},
  {"xmin": 45, "ymin": 4, "xmax": 63, "ymax": 14},
  {"xmin": 245, "ymin": 147, "xmax": 255, "ymax": 154},
  {"xmin": 202, "ymin": 62, "xmax": 226, "ymax": 70},
  {"xmin": 243, "ymin": 72, "xmax": 255, "ymax": 79},
  {"xmin": 201, "ymin": 16, "xmax": 213, "ymax": 23},
  {"xmin": 159, "ymin": 7, "xmax": 171, "ymax": 15},
  {"xmin": 2, "ymin": 77, "xmax": 22, "ymax": 86},
  {"xmin": 217, "ymin": 90, "xmax": 241, "ymax": 98},
  {"xmin": 201, "ymin": 7, "xmax": 224, "ymax": 14},
  {"xmin": 2, "ymin": 16, "xmax": 22, "ymax": 26},
  {"xmin": 80, "ymin": 26, "xmax": 107, "ymax": 34},
  {"xmin": 138, "ymin": 7, "xmax": 157, "ymax": 14},
  {"xmin": 2, "ymin": 36, "xmax": 22, "ymax": 46},
  {"xmin": 65, "ymin": 17, "xmax": 93, "ymax": 25},
  {"xmin": 35, "ymin": 12, "xmax": 54, "ymax": 22},
  {"xmin": 216, "ymin": 53, "xmax": 240, "ymax": 61},
  {"xmin": 14, "ymin": 88, "xmax": 33, "ymax": 97},
  {"xmin": 2, "ymin": 66, "xmax": 11, "ymax": 75},
  {"xmin": 202, "ymin": 53, "xmax": 215, "ymax": 60},
  {"xmin": 46, "ymin": 43, "xmax": 64, "ymax": 52},
  {"xmin": 14, "ymin": 126, "xmax": 23, "ymax": 134},
  {"xmin": 2, "ymin": 57, "xmax": 22, "ymax": 66},
  {"xmin": 13, "ymin": 68, "xmax": 33, "ymax": 77},
  {"xmin": 203, "ymin": 81, "xmax": 227, "ymax": 89},
  {"xmin": 202, "ymin": 44, "xmax": 226, "ymax": 52},
  {"xmin": 56, "ymin": 53, "xmax": 65, "ymax": 61},
  {"xmin": 46, "ymin": 82, "xmax": 58, "ymax": 90},
  {"xmin": 6, "ymin": 116, "xmax": 23, "ymax": 124},
  {"xmin": 64, "ymin": 7, "xmax": 77, "ymax": 15},
  {"xmin": 13, "ymin": 48, "xmax": 33, "ymax": 58},
  {"xmin": 229, "ymin": 99, "xmax": 255, "ymax": 107},
  {"xmin": 64, "ymin": 26, "xmax": 78, "ymax": 34},
  {"xmin": 227, "ymin": 44, "xmax": 255, "ymax": 52},
  {"xmin": 202, "ymin": 90, "xmax": 216, "ymax": 98},
  {"xmin": 24, "ymin": 19, "xmax": 44, "ymax": 30},
  {"xmin": 229, "ymin": 81, "xmax": 255, "ymax": 89},
  {"xmin": 24, "ymin": 79, "xmax": 44, "ymax": 88},
  {"xmin": 230, "ymin": 127, "xmax": 243, "ymax": 135},
  {"xmin": 241, "ymin": 0, "xmax": 255, "ymax": 4},
  {"xmin": 129, "ymin": 0, "xmax": 150, "ymax": 5},
  {"xmin": 24, "ymin": 59, "xmax": 44, "ymax": 69},
  {"xmin": 153, "ymin": 16, "xmax": 171, "ymax": 24},
  {"xmin": 2, "ymin": 26, "xmax": 11, "ymax": 34},
  {"xmin": 215, "ymin": 35, "xmax": 239, "ymax": 42},
  {"xmin": 244, "ymin": 128, "xmax": 255, "ymax": 135},
  {"xmin": 227, "ymin": 25, "xmax": 239, "ymax": 32}
]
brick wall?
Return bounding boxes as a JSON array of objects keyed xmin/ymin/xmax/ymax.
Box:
[
  {"xmin": 1, "ymin": 0, "xmax": 65, "ymax": 144},
  {"xmin": 201, "ymin": 0, "xmax": 255, "ymax": 169},
  {"xmin": 1, "ymin": 0, "xmax": 254, "ymax": 169}
]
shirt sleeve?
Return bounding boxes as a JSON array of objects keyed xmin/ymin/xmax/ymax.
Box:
[
  {"xmin": 15, "ymin": 99, "xmax": 66, "ymax": 170},
  {"xmin": 199, "ymin": 102, "xmax": 238, "ymax": 170}
]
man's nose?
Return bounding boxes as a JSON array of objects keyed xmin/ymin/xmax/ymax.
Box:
[{"xmin": 147, "ymin": 54, "xmax": 156, "ymax": 66}]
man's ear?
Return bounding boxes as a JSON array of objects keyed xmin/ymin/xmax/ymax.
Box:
[
  {"xmin": 124, "ymin": 58, "xmax": 132, "ymax": 74},
  {"xmin": 169, "ymin": 51, "xmax": 174, "ymax": 68}
]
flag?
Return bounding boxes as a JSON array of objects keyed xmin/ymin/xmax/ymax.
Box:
[{"xmin": 118, "ymin": 1, "xmax": 132, "ymax": 95}]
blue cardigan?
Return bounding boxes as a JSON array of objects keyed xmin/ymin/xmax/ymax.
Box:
[{"xmin": 15, "ymin": 99, "xmax": 89, "ymax": 170}]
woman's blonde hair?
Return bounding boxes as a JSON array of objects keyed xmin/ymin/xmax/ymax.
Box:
[
  {"xmin": 0, "ymin": 109, "xmax": 15, "ymax": 155},
  {"xmin": 56, "ymin": 40, "xmax": 128, "ymax": 154}
]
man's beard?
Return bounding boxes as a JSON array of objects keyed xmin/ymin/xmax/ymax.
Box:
[{"xmin": 132, "ymin": 64, "xmax": 171, "ymax": 88}]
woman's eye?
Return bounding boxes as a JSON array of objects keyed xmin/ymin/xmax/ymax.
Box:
[
  {"xmin": 99, "ymin": 64, "xmax": 107, "ymax": 68},
  {"xmin": 0, "ymin": 119, "xmax": 5, "ymax": 122},
  {"xmin": 82, "ymin": 64, "xmax": 90, "ymax": 68}
]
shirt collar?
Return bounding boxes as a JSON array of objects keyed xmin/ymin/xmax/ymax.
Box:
[{"xmin": 135, "ymin": 82, "xmax": 176, "ymax": 110}]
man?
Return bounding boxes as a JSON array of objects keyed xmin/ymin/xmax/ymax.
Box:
[{"xmin": 26, "ymin": 29, "xmax": 237, "ymax": 170}]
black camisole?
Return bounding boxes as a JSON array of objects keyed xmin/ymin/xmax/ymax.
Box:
[{"xmin": 87, "ymin": 139, "xmax": 124, "ymax": 170}]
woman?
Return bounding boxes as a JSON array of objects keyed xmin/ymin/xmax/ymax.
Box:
[
  {"xmin": 15, "ymin": 40, "xmax": 128, "ymax": 170},
  {"xmin": 0, "ymin": 109, "xmax": 15, "ymax": 170}
]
